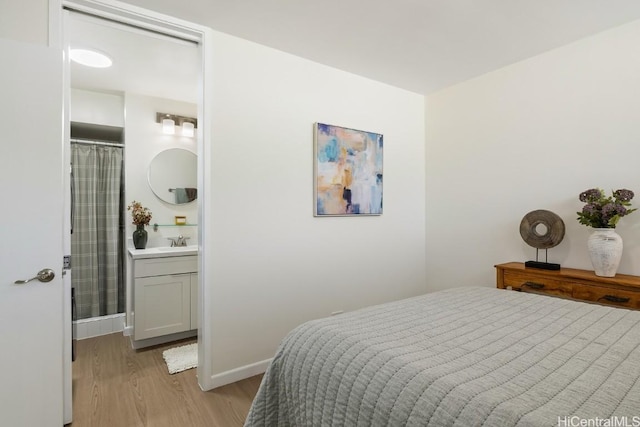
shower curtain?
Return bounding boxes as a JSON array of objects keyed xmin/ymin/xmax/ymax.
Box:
[{"xmin": 71, "ymin": 144, "xmax": 125, "ymax": 319}]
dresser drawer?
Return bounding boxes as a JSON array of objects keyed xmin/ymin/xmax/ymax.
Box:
[
  {"xmin": 503, "ymin": 271, "xmax": 572, "ymax": 297},
  {"xmin": 572, "ymin": 284, "xmax": 640, "ymax": 310}
]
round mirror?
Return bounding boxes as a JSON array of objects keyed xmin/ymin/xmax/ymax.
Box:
[{"xmin": 148, "ymin": 148, "xmax": 197, "ymax": 205}]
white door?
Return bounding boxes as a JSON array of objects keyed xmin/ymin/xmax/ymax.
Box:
[{"xmin": 0, "ymin": 38, "xmax": 64, "ymax": 426}]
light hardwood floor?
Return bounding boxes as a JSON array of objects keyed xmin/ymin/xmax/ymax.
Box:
[{"xmin": 70, "ymin": 333, "xmax": 262, "ymax": 427}]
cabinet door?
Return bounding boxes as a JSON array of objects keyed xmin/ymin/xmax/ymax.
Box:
[
  {"xmin": 191, "ymin": 272, "xmax": 199, "ymax": 330},
  {"xmin": 134, "ymin": 274, "xmax": 191, "ymax": 340}
]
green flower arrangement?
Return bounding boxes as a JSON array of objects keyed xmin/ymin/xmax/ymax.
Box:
[{"xmin": 576, "ymin": 188, "xmax": 636, "ymax": 228}]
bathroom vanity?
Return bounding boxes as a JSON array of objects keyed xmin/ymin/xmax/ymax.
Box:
[{"xmin": 128, "ymin": 246, "xmax": 198, "ymax": 348}]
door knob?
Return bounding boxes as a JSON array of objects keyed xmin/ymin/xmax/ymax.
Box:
[{"xmin": 14, "ymin": 268, "xmax": 55, "ymax": 285}]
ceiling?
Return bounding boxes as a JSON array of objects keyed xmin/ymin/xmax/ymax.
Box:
[
  {"xmin": 66, "ymin": 11, "xmax": 200, "ymax": 103},
  {"xmin": 68, "ymin": 1, "xmax": 640, "ymax": 98}
]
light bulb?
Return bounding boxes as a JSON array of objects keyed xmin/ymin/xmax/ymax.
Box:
[
  {"xmin": 182, "ymin": 121, "xmax": 195, "ymax": 137},
  {"xmin": 162, "ymin": 117, "xmax": 175, "ymax": 134}
]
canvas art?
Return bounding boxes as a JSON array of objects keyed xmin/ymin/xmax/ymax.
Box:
[{"xmin": 314, "ymin": 123, "xmax": 383, "ymax": 216}]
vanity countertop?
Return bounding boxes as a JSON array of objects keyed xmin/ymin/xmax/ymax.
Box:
[{"xmin": 128, "ymin": 246, "xmax": 198, "ymax": 259}]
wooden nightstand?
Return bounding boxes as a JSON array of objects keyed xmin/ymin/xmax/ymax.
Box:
[{"xmin": 495, "ymin": 262, "xmax": 640, "ymax": 310}]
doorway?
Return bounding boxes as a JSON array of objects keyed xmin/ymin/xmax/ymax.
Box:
[
  {"xmin": 61, "ymin": 2, "xmax": 212, "ymax": 422},
  {"xmin": 65, "ymin": 8, "xmax": 200, "ymax": 333}
]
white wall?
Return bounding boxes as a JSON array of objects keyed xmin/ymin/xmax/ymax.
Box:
[
  {"xmin": 124, "ymin": 93, "xmax": 198, "ymax": 245},
  {"xmin": 70, "ymin": 88, "xmax": 124, "ymax": 127},
  {"xmin": 0, "ymin": 0, "xmax": 48, "ymax": 45},
  {"xmin": 425, "ymin": 19, "xmax": 640, "ymax": 291},
  {"xmin": 206, "ymin": 31, "xmax": 426, "ymax": 378}
]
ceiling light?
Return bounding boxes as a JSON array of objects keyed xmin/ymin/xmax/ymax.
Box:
[{"xmin": 69, "ymin": 48, "xmax": 113, "ymax": 68}]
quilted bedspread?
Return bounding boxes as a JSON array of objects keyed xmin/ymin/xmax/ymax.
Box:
[{"xmin": 244, "ymin": 287, "xmax": 640, "ymax": 426}]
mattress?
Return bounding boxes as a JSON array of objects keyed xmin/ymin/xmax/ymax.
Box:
[{"xmin": 245, "ymin": 287, "xmax": 640, "ymax": 426}]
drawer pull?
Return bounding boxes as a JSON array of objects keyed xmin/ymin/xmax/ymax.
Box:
[
  {"xmin": 522, "ymin": 281, "xmax": 545, "ymax": 290},
  {"xmin": 599, "ymin": 295, "xmax": 630, "ymax": 304}
]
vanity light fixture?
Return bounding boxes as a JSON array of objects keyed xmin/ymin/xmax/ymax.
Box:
[
  {"xmin": 156, "ymin": 113, "xmax": 197, "ymax": 137},
  {"xmin": 69, "ymin": 48, "xmax": 113, "ymax": 68},
  {"xmin": 182, "ymin": 121, "xmax": 195, "ymax": 138},
  {"xmin": 161, "ymin": 115, "xmax": 176, "ymax": 135}
]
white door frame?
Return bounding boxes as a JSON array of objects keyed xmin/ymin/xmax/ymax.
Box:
[{"xmin": 50, "ymin": 0, "xmax": 216, "ymax": 399}]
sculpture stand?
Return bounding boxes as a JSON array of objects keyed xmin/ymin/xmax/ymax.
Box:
[{"xmin": 525, "ymin": 248, "xmax": 560, "ymax": 270}]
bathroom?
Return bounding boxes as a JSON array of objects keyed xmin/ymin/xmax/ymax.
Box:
[{"xmin": 67, "ymin": 10, "xmax": 200, "ymax": 343}]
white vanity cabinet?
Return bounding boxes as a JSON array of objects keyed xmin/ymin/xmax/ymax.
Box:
[
  {"xmin": 190, "ymin": 272, "xmax": 198, "ymax": 330},
  {"xmin": 128, "ymin": 249, "xmax": 198, "ymax": 344}
]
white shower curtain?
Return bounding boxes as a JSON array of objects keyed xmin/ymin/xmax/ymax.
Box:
[{"xmin": 71, "ymin": 144, "xmax": 124, "ymax": 319}]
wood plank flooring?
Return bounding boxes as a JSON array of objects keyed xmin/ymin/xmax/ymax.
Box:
[{"xmin": 70, "ymin": 333, "xmax": 262, "ymax": 427}]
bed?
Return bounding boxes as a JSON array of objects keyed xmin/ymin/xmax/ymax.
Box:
[{"xmin": 244, "ymin": 287, "xmax": 640, "ymax": 426}]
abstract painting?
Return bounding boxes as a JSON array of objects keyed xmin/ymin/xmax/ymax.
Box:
[{"xmin": 314, "ymin": 123, "xmax": 383, "ymax": 216}]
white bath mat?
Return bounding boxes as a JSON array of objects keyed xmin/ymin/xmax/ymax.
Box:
[{"xmin": 162, "ymin": 343, "xmax": 197, "ymax": 374}]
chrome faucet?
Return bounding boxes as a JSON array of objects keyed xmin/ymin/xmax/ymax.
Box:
[{"xmin": 167, "ymin": 235, "xmax": 190, "ymax": 247}]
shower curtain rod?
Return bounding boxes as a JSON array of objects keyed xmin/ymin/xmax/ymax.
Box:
[{"xmin": 70, "ymin": 138, "xmax": 124, "ymax": 148}]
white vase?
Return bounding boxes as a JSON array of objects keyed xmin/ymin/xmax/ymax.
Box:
[{"xmin": 587, "ymin": 228, "xmax": 623, "ymax": 277}]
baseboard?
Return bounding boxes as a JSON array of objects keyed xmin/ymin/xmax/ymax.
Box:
[
  {"xmin": 123, "ymin": 326, "xmax": 133, "ymax": 337},
  {"xmin": 209, "ymin": 358, "xmax": 272, "ymax": 389},
  {"xmin": 130, "ymin": 329, "xmax": 197, "ymax": 349},
  {"xmin": 75, "ymin": 313, "xmax": 125, "ymax": 339}
]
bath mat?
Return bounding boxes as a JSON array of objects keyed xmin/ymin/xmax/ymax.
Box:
[{"xmin": 162, "ymin": 343, "xmax": 197, "ymax": 374}]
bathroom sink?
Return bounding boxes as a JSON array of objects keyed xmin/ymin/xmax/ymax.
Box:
[
  {"xmin": 156, "ymin": 246, "xmax": 197, "ymax": 252},
  {"xmin": 128, "ymin": 245, "xmax": 198, "ymax": 260}
]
